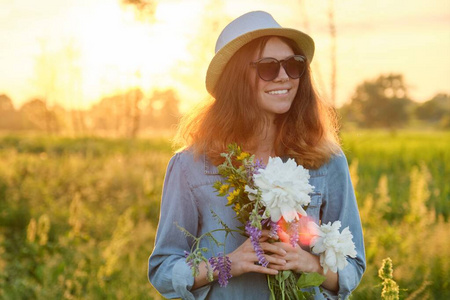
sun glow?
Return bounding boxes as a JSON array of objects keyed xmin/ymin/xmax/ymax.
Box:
[
  {"xmin": 71, "ymin": 1, "xmax": 194, "ymax": 109},
  {"xmin": 1, "ymin": 0, "xmax": 449, "ymax": 110}
]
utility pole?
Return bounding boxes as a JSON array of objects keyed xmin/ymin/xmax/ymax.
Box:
[
  {"xmin": 329, "ymin": 0, "xmax": 337, "ymax": 107},
  {"xmin": 299, "ymin": 0, "xmax": 329, "ymax": 102}
]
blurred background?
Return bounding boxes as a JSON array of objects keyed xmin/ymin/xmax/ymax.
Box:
[{"xmin": 0, "ymin": 0, "xmax": 449, "ymax": 299}]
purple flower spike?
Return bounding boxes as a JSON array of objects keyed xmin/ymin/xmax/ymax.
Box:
[
  {"xmin": 209, "ymin": 253, "xmax": 232, "ymax": 287},
  {"xmin": 252, "ymin": 159, "xmax": 266, "ymax": 174},
  {"xmin": 289, "ymin": 221, "xmax": 299, "ymax": 247},
  {"xmin": 269, "ymin": 221, "xmax": 280, "ymax": 240},
  {"xmin": 245, "ymin": 222, "xmax": 269, "ymax": 267},
  {"xmin": 245, "ymin": 158, "xmax": 266, "ymax": 182},
  {"xmin": 184, "ymin": 250, "xmax": 200, "ymax": 276}
]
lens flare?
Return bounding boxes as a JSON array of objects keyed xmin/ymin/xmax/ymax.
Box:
[{"xmin": 275, "ymin": 215, "xmax": 318, "ymax": 247}]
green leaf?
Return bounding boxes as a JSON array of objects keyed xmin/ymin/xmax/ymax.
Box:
[
  {"xmin": 297, "ymin": 291, "xmax": 307, "ymax": 300},
  {"xmin": 213, "ymin": 181, "xmax": 223, "ymax": 191},
  {"xmin": 281, "ymin": 270, "xmax": 292, "ymax": 281},
  {"xmin": 296, "ymin": 272, "xmax": 326, "ymax": 289}
]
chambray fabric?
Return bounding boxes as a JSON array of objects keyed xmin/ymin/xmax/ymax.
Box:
[{"xmin": 148, "ymin": 149, "xmax": 366, "ymax": 300}]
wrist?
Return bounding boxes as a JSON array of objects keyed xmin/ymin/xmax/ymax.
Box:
[{"xmin": 311, "ymin": 253, "xmax": 323, "ymax": 274}]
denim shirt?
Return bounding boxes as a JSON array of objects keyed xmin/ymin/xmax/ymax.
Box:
[{"xmin": 148, "ymin": 149, "xmax": 366, "ymax": 300}]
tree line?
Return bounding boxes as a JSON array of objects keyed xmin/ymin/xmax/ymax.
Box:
[
  {"xmin": 0, "ymin": 88, "xmax": 180, "ymax": 137},
  {"xmin": 0, "ymin": 73, "xmax": 448, "ymax": 136},
  {"xmin": 339, "ymin": 74, "xmax": 449, "ymax": 130}
]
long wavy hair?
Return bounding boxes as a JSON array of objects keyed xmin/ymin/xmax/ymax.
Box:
[{"xmin": 175, "ymin": 36, "xmax": 340, "ymax": 169}]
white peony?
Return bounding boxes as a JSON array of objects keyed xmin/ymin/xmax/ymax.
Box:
[
  {"xmin": 308, "ymin": 221, "xmax": 357, "ymax": 274},
  {"xmin": 252, "ymin": 157, "xmax": 314, "ymax": 223}
]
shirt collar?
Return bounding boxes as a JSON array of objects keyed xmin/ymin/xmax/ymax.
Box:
[{"xmin": 203, "ymin": 153, "xmax": 219, "ymax": 175}]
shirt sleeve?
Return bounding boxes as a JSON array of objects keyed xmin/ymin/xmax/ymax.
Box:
[
  {"xmin": 148, "ymin": 152, "xmax": 211, "ymax": 299},
  {"xmin": 320, "ymin": 152, "xmax": 366, "ymax": 299}
]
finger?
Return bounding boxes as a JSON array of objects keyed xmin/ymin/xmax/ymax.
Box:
[
  {"xmin": 248, "ymin": 264, "xmax": 279, "ymax": 275},
  {"xmin": 267, "ymin": 263, "xmax": 288, "ymax": 271},
  {"xmin": 246, "ymin": 250, "xmax": 286, "ymax": 267},
  {"xmin": 259, "ymin": 230, "xmax": 275, "ymax": 241},
  {"xmin": 270, "ymin": 254, "xmax": 287, "ymax": 260},
  {"xmin": 261, "ymin": 242, "xmax": 287, "ymax": 256},
  {"xmin": 272, "ymin": 241, "xmax": 299, "ymax": 252},
  {"xmin": 260, "ymin": 230, "xmax": 271, "ymax": 236},
  {"xmin": 263, "ymin": 254, "xmax": 287, "ymax": 266}
]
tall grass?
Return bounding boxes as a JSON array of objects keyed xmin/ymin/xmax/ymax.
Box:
[
  {"xmin": 0, "ymin": 131, "xmax": 448, "ymax": 299},
  {"xmin": 341, "ymin": 130, "xmax": 449, "ymax": 221},
  {"xmin": 342, "ymin": 130, "xmax": 450, "ymax": 299},
  {"xmin": 0, "ymin": 134, "xmax": 172, "ymax": 299}
]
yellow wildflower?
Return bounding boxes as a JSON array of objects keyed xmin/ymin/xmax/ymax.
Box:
[
  {"xmin": 227, "ymin": 189, "xmax": 240, "ymax": 205},
  {"xmin": 236, "ymin": 152, "xmax": 250, "ymax": 161},
  {"xmin": 27, "ymin": 218, "xmax": 37, "ymax": 243},
  {"xmin": 233, "ymin": 203, "xmax": 241, "ymax": 215},
  {"xmin": 37, "ymin": 214, "xmax": 51, "ymax": 246},
  {"xmin": 219, "ymin": 184, "xmax": 230, "ymax": 195}
]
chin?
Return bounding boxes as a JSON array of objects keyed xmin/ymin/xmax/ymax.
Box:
[
  {"xmin": 272, "ymin": 104, "xmax": 293, "ymax": 114},
  {"xmin": 261, "ymin": 107, "xmax": 292, "ymax": 119}
]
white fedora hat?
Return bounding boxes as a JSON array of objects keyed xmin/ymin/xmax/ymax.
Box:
[{"xmin": 205, "ymin": 11, "xmax": 315, "ymax": 96}]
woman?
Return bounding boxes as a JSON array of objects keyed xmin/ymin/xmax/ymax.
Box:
[{"xmin": 148, "ymin": 11, "xmax": 365, "ymax": 299}]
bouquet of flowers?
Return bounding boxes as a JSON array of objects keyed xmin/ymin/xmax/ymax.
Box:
[{"xmin": 182, "ymin": 144, "xmax": 356, "ymax": 299}]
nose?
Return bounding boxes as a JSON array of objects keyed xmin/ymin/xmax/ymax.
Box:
[{"xmin": 274, "ymin": 63, "xmax": 289, "ymax": 82}]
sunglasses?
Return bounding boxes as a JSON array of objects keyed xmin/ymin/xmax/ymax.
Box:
[{"xmin": 250, "ymin": 55, "xmax": 307, "ymax": 81}]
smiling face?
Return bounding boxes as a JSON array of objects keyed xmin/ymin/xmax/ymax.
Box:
[{"xmin": 251, "ymin": 37, "xmax": 300, "ymax": 122}]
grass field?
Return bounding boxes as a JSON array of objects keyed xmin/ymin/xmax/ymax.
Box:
[{"xmin": 0, "ymin": 130, "xmax": 448, "ymax": 299}]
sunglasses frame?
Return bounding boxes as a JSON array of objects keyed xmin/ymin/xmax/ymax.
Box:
[{"xmin": 250, "ymin": 55, "xmax": 307, "ymax": 81}]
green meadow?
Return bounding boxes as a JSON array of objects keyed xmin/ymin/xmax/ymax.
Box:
[{"xmin": 0, "ymin": 130, "xmax": 448, "ymax": 299}]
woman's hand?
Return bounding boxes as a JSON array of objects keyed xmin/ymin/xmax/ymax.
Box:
[
  {"xmin": 227, "ymin": 230, "xmax": 287, "ymax": 277},
  {"xmin": 267, "ymin": 241, "xmax": 339, "ymax": 293},
  {"xmin": 193, "ymin": 230, "xmax": 288, "ymax": 290},
  {"xmin": 268, "ymin": 242, "xmax": 321, "ymax": 274}
]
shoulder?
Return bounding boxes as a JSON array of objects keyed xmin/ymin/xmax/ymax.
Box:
[
  {"xmin": 171, "ymin": 148, "xmax": 197, "ymax": 165},
  {"xmin": 167, "ymin": 148, "xmax": 201, "ymax": 175},
  {"xmin": 323, "ymin": 149, "xmax": 351, "ymax": 180},
  {"xmin": 328, "ymin": 149, "xmax": 349, "ymax": 167},
  {"xmin": 313, "ymin": 149, "xmax": 349, "ymax": 176},
  {"xmin": 167, "ymin": 148, "xmax": 221, "ymax": 187}
]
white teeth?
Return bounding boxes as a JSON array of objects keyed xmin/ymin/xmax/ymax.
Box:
[{"xmin": 267, "ymin": 89, "xmax": 288, "ymax": 95}]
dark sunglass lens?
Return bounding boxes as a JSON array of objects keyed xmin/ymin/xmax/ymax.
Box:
[
  {"xmin": 285, "ymin": 56, "xmax": 305, "ymax": 79},
  {"xmin": 257, "ymin": 58, "xmax": 279, "ymax": 81}
]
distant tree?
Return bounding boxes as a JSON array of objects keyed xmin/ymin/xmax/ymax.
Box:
[
  {"xmin": 89, "ymin": 95, "xmax": 121, "ymax": 134},
  {"xmin": 140, "ymin": 89, "xmax": 180, "ymax": 130},
  {"xmin": 0, "ymin": 94, "xmax": 21, "ymax": 130},
  {"xmin": 19, "ymin": 98, "xmax": 60, "ymax": 132},
  {"xmin": 128, "ymin": 88, "xmax": 144, "ymax": 138},
  {"xmin": 0, "ymin": 94, "xmax": 14, "ymax": 111},
  {"xmin": 52, "ymin": 105, "xmax": 68, "ymax": 133},
  {"xmin": 341, "ymin": 74, "xmax": 414, "ymax": 128},
  {"xmin": 155, "ymin": 89, "xmax": 180, "ymax": 128},
  {"xmin": 89, "ymin": 88, "xmax": 143, "ymax": 137},
  {"xmin": 415, "ymin": 93, "xmax": 450, "ymax": 125}
]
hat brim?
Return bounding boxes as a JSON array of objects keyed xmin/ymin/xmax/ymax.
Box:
[{"xmin": 206, "ymin": 27, "xmax": 315, "ymax": 96}]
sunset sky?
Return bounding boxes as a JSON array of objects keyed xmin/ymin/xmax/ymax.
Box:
[{"xmin": 1, "ymin": 0, "xmax": 449, "ymax": 111}]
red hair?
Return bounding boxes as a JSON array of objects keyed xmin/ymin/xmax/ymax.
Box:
[{"xmin": 175, "ymin": 36, "xmax": 340, "ymax": 169}]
